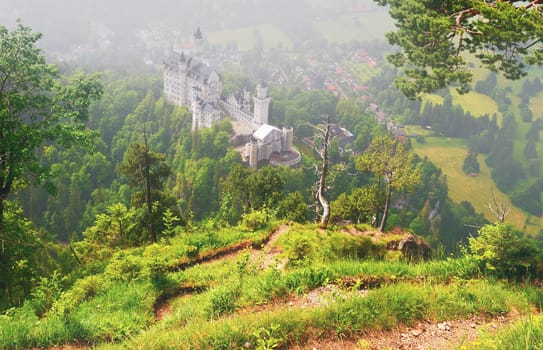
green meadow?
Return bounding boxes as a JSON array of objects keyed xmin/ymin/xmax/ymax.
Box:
[
  {"xmin": 413, "ymin": 137, "xmax": 541, "ymax": 234},
  {"xmin": 449, "ymin": 90, "xmax": 501, "ymax": 120}
]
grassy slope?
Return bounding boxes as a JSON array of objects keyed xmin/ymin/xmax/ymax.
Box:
[
  {"xmin": 2, "ymin": 223, "xmax": 543, "ymax": 349},
  {"xmin": 413, "ymin": 137, "xmax": 540, "ymax": 234},
  {"xmin": 449, "ymin": 90, "xmax": 501, "ymax": 122}
]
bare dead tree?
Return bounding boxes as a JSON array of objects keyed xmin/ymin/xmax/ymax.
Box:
[
  {"xmin": 488, "ymin": 187, "xmax": 510, "ymax": 223},
  {"xmin": 308, "ymin": 115, "xmax": 332, "ymax": 229}
]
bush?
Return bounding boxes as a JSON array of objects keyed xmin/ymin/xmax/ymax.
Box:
[
  {"xmin": 283, "ymin": 232, "xmax": 315, "ymax": 264},
  {"xmin": 242, "ymin": 208, "xmax": 271, "ymax": 230},
  {"xmin": 104, "ymin": 252, "xmax": 149, "ymax": 282},
  {"xmin": 207, "ymin": 286, "xmax": 238, "ymax": 318},
  {"xmin": 29, "ymin": 271, "xmax": 64, "ymax": 317},
  {"xmin": 468, "ymin": 223, "xmax": 541, "ymax": 279},
  {"xmin": 50, "ymin": 275, "xmax": 104, "ymax": 316}
]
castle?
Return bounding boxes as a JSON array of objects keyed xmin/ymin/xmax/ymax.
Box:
[{"xmin": 163, "ymin": 29, "xmax": 300, "ymax": 169}]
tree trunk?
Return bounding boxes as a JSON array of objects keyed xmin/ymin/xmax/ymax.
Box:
[
  {"xmin": 143, "ymin": 132, "xmax": 156, "ymax": 243},
  {"xmin": 379, "ymin": 183, "xmax": 392, "ymax": 232},
  {"xmin": 318, "ymin": 121, "xmax": 331, "ymax": 229},
  {"xmin": 0, "ymin": 197, "xmax": 4, "ymax": 229}
]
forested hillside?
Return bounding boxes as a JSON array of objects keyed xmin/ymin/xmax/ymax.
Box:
[{"xmin": 3, "ymin": 1, "xmax": 543, "ymax": 348}]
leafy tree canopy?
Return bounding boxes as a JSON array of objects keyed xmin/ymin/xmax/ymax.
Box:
[
  {"xmin": 376, "ymin": 0, "xmax": 543, "ymax": 98},
  {"xmin": 0, "ymin": 21, "xmax": 103, "ymax": 224}
]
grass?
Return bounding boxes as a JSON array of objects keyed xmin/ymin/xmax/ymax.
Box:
[
  {"xmin": 422, "ymin": 93, "xmax": 444, "ymax": 108},
  {"xmin": 206, "ymin": 25, "xmax": 292, "ymax": 51},
  {"xmin": 98, "ymin": 280, "xmax": 534, "ymax": 350},
  {"xmin": 467, "ymin": 315, "xmax": 543, "ymax": 349},
  {"xmin": 3, "ymin": 222, "xmax": 543, "ymax": 349},
  {"xmin": 529, "ymin": 90, "xmax": 543, "ymax": 117},
  {"xmin": 422, "ymin": 89, "xmax": 501, "ymax": 123},
  {"xmin": 0, "ymin": 281, "xmax": 157, "ymax": 348},
  {"xmin": 413, "ymin": 137, "xmax": 539, "ymax": 233},
  {"xmin": 450, "ymin": 89, "xmax": 501, "ymax": 120}
]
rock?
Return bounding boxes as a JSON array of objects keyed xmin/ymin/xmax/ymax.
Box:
[
  {"xmin": 398, "ymin": 234, "xmax": 432, "ymax": 261},
  {"xmin": 385, "ymin": 233, "xmax": 431, "ymax": 261}
]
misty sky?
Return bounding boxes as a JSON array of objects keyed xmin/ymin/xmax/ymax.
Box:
[{"xmin": 0, "ymin": 0, "xmax": 387, "ymax": 52}]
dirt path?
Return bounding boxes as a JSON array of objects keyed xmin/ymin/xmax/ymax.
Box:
[
  {"xmin": 156, "ymin": 225, "xmax": 527, "ymax": 349},
  {"xmin": 155, "ymin": 224, "xmax": 292, "ymax": 321},
  {"xmin": 292, "ymin": 314, "xmax": 517, "ymax": 349}
]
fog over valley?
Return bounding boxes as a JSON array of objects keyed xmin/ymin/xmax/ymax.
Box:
[{"xmin": 0, "ymin": 0, "xmax": 391, "ymax": 67}]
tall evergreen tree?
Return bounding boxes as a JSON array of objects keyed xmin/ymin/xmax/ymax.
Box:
[{"xmin": 120, "ymin": 134, "xmax": 171, "ymax": 243}]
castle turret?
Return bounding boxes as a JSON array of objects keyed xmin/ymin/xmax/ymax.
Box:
[
  {"xmin": 253, "ymin": 82, "xmax": 271, "ymax": 129},
  {"xmin": 246, "ymin": 138, "xmax": 259, "ymax": 169},
  {"xmin": 193, "ymin": 26, "xmax": 204, "ymax": 56},
  {"xmin": 282, "ymin": 127, "xmax": 293, "ymax": 153}
]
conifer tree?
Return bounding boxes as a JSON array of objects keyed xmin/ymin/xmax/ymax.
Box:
[{"xmin": 376, "ymin": 0, "xmax": 543, "ymax": 98}]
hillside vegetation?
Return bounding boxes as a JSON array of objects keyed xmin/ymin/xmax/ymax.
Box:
[
  {"xmin": 1, "ymin": 221, "xmax": 542, "ymax": 349},
  {"xmin": 371, "ymin": 66, "xmax": 543, "ymax": 236}
]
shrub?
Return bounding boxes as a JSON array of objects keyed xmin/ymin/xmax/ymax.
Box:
[
  {"xmin": 208, "ymin": 286, "xmax": 238, "ymax": 318},
  {"xmin": 468, "ymin": 223, "xmax": 541, "ymax": 279},
  {"xmin": 50, "ymin": 275, "xmax": 104, "ymax": 316},
  {"xmin": 329, "ymin": 234, "xmax": 373, "ymax": 260},
  {"xmin": 104, "ymin": 253, "xmax": 149, "ymax": 282},
  {"xmin": 242, "ymin": 208, "xmax": 271, "ymax": 231},
  {"xmin": 29, "ymin": 271, "xmax": 64, "ymax": 317},
  {"xmin": 284, "ymin": 232, "xmax": 315, "ymax": 264}
]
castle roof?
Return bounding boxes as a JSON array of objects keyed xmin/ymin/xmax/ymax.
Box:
[
  {"xmin": 253, "ymin": 124, "xmax": 280, "ymax": 141},
  {"xmin": 164, "ymin": 53, "xmax": 220, "ymax": 84}
]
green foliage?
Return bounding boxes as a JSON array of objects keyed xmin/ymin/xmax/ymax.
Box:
[
  {"xmin": 377, "ymin": 1, "xmax": 543, "ymax": 98},
  {"xmin": 355, "ymin": 135, "xmax": 421, "ymax": 231},
  {"xmin": 83, "ymin": 203, "xmax": 139, "ymax": 247},
  {"xmin": 462, "ymin": 151, "xmax": 480, "ymax": 175},
  {"xmin": 251, "ymin": 324, "xmax": 284, "ymax": 350},
  {"xmin": 29, "ymin": 271, "xmax": 64, "ymax": 317},
  {"xmin": 0, "ymin": 201, "xmax": 68, "ymax": 311},
  {"xmin": 276, "ymin": 192, "xmax": 309, "ymax": 223},
  {"xmin": 468, "ymin": 223, "xmax": 542, "ymax": 279},
  {"xmin": 104, "ymin": 252, "xmax": 151, "ymax": 282},
  {"xmin": 331, "ymin": 185, "xmax": 382, "ymax": 225},
  {"xmin": 49, "ymin": 275, "xmax": 103, "ymax": 317},
  {"xmin": 207, "ymin": 286, "xmax": 238, "ymax": 319},
  {"xmin": 0, "ymin": 21, "xmax": 102, "ymax": 224},
  {"xmin": 279, "ymin": 227, "xmax": 380, "ymax": 265},
  {"xmin": 120, "ymin": 140, "xmax": 173, "ymax": 242},
  {"xmin": 242, "ymin": 208, "xmax": 272, "ymax": 231}
]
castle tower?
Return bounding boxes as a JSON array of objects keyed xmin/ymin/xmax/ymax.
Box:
[
  {"xmin": 252, "ymin": 82, "xmax": 271, "ymax": 129},
  {"xmin": 282, "ymin": 127, "xmax": 293, "ymax": 153},
  {"xmin": 193, "ymin": 26, "xmax": 204, "ymax": 56},
  {"xmin": 247, "ymin": 138, "xmax": 259, "ymax": 169}
]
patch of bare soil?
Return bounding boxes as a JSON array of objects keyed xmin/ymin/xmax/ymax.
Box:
[
  {"xmin": 293, "ymin": 314, "xmax": 517, "ymax": 350},
  {"xmin": 260, "ymin": 224, "xmax": 290, "ymax": 269},
  {"xmin": 154, "ymin": 300, "xmax": 173, "ymax": 321}
]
